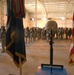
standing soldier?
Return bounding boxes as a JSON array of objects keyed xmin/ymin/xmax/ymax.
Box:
[
  {"xmin": 65, "ymin": 27, "xmax": 68, "ymax": 39},
  {"xmin": 68, "ymin": 28, "xmax": 72, "ymax": 39},
  {"xmin": 1, "ymin": 26, "xmax": 6, "ymax": 53},
  {"xmin": 41, "ymin": 28, "xmax": 46, "ymax": 40},
  {"xmin": 25, "ymin": 27, "xmax": 30, "ymax": 43},
  {"xmin": 57, "ymin": 27, "xmax": 61, "ymax": 39},
  {"xmin": 37, "ymin": 28, "xmax": 41, "ymax": 40},
  {"xmin": 46, "ymin": 29, "xmax": 50, "ymax": 41},
  {"xmin": 30, "ymin": 27, "xmax": 34, "ymax": 42},
  {"xmin": 60, "ymin": 27, "xmax": 64, "ymax": 39},
  {"xmin": 33, "ymin": 28, "xmax": 37, "ymax": 41}
]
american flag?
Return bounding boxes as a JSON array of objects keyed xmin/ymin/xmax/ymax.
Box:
[{"xmin": 69, "ymin": 13, "xmax": 74, "ymax": 65}]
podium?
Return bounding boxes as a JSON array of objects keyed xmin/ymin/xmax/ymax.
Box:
[{"xmin": 35, "ymin": 66, "xmax": 67, "ymax": 75}]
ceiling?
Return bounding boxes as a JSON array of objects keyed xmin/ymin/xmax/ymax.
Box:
[
  {"xmin": 25, "ymin": 0, "xmax": 74, "ymax": 18},
  {"xmin": 0, "ymin": 0, "xmax": 74, "ymax": 18}
]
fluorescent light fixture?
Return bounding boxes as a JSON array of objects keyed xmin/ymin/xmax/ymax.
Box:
[
  {"xmin": 32, "ymin": 18, "xmax": 34, "ymax": 20},
  {"xmin": 60, "ymin": 17, "xmax": 65, "ymax": 20},
  {"xmin": 41, "ymin": 17, "xmax": 46, "ymax": 20},
  {"xmin": 30, "ymin": 18, "xmax": 34, "ymax": 20}
]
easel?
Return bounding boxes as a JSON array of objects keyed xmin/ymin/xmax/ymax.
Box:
[{"xmin": 41, "ymin": 30, "xmax": 63, "ymax": 74}]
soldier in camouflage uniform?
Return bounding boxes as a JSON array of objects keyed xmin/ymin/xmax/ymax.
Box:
[
  {"xmin": 41, "ymin": 28, "xmax": 46, "ymax": 40},
  {"xmin": 25, "ymin": 27, "xmax": 30, "ymax": 43},
  {"xmin": 33, "ymin": 28, "xmax": 37, "ymax": 41},
  {"xmin": 60, "ymin": 27, "xmax": 64, "ymax": 39},
  {"xmin": 30, "ymin": 27, "xmax": 34, "ymax": 42},
  {"xmin": 37, "ymin": 28, "xmax": 41, "ymax": 40},
  {"xmin": 68, "ymin": 28, "xmax": 72, "ymax": 39},
  {"xmin": 65, "ymin": 27, "xmax": 68, "ymax": 39},
  {"xmin": 46, "ymin": 29, "xmax": 50, "ymax": 41},
  {"xmin": 1, "ymin": 26, "xmax": 6, "ymax": 53}
]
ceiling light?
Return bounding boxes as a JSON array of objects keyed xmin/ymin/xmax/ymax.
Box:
[
  {"xmin": 41, "ymin": 18, "xmax": 46, "ymax": 21},
  {"xmin": 60, "ymin": 17, "xmax": 65, "ymax": 20},
  {"xmin": 32, "ymin": 18, "xmax": 34, "ymax": 20},
  {"xmin": 30, "ymin": 18, "xmax": 34, "ymax": 20}
]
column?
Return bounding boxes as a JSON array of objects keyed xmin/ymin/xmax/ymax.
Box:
[{"xmin": 35, "ymin": 0, "xmax": 37, "ymax": 27}]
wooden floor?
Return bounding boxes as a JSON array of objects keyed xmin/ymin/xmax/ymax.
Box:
[{"xmin": 0, "ymin": 39, "xmax": 74, "ymax": 75}]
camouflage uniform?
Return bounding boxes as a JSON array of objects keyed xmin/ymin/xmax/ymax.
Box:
[
  {"xmin": 25, "ymin": 27, "xmax": 30, "ymax": 43},
  {"xmin": 41, "ymin": 28, "xmax": 46, "ymax": 40},
  {"xmin": 65, "ymin": 27, "xmax": 68, "ymax": 39},
  {"xmin": 46, "ymin": 29, "xmax": 50, "ymax": 41},
  {"xmin": 33, "ymin": 28, "xmax": 37, "ymax": 41},
  {"xmin": 1, "ymin": 26, "xmax": 6, "ymax": 53},
  {"xmin": 30, "ymin": 28, "xmax": 34, "ymax": 42}
]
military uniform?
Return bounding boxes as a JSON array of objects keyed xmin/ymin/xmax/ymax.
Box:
[
  {"xmin": 30, "ymin": 28, "xmax": 34, "ymax": 42},
  {"xmin": 25, "ymin": 27, "xmax": 30, "ymax": 43},
  {"xmin": 1, "ymin": 26, "xmax": 6, "ymax": 53}
]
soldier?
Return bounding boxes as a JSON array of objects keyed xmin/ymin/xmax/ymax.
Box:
[
  {"xmin": 60, "ymin": 27, "xmax": 64, "ymax": 39},
  {"xmin": 37, "ymin": 28, "xmax": 41, "ymax": 40},
  {"xmin": 1, "ymin": 26, "xmax": 6, "ymax": 53},
  {"xmin": 45, "ymin": 28, "xmax": 50, "ymax": 41},
  {"xmin": 57, "ymin": 27, "xmax": 61, "ymax": 39},
  {"xmin": 41, "ymin": 28, "xmax": 46, "ymax": 40},
  {"xmin": 65, "ymin": 27, "xmax": 68, "ymax": 39},
  {"xmin": 25, "ymin": 27, "xmax": 30, "ymax": 43},
  {"xmin": 68, "ymin": 28, "xmax": 72, "ymax": 39},
  {"xmin": 30, "ymin": 27, "xmax": 34, "ymax": 42},
  {"xmin": 33, "ymin": 28, "xmax": 37, "ymax": 41}
]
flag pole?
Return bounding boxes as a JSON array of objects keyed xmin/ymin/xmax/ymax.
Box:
[{"xmin": 19, "ymin": 57, "xmax": 22, "ymax": 75}]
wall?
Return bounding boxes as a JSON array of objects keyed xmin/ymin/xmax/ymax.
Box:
[
  {"xmin": 2, "ymin": 13, "xmax": 73, "ymax": 29},
  {"xmin": 23, "ymin": 11, "xmax": 30, "ymax": 28},
  {"xmin": 29, "ymin": 19, "xmax": 72, "ymax": 28},
  {"xmin": 0, "ymin": 0, "xmax": 30, "ymax": 28},
  {"xmin": 3, "ymin": 6, "xmax": 30, "ymax": 29},
  {"xmin": 29, "ymin": 13, "xmax": 73, "ymax": 28},
  {"xmin": 1, "ymin": 1, "xmax": 73, "ymax": 29}
]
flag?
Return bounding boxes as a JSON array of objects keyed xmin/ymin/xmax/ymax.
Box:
[
  {"xmin": 6, "ymin": 16, "xmax": 26, "ymax": 67},
  {"xmin": 69, "ymin": 13, "xmax": 74, "ymax": 65},
  {"xmin": 6, "ymin": 0, "xmax": 26, "ymax": 67},
  {"xmin": 6, "ymin": 0, "xmax": 13, "ymax": 16},
  {"xmin": 6, "ymin": 0, "xmax": 26, "ymax": 17},
  {"xmin": 13, "ymin": 0, "xmax": 26, "ymax": 17}
]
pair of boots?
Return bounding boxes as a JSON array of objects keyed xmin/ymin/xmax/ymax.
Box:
[
  {"xmin": 1, "ymin": 51, "xmax": 5, "ymax": 53},
  {"xmin": 1, "ymin": 46, "xmax": 6, "ymax": 53}
]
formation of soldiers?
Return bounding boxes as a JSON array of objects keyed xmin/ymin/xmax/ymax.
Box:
[
  {"xmin": 24, "ymin": 27, "xmax": 42, "ymax": 43},
  {"xmin": 0, "ymin": 26, "xmax": 72, "ymax": 53},
  {"xmin": 24, "ymin": 27, "xmax": 72, "ymax": 43}
]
